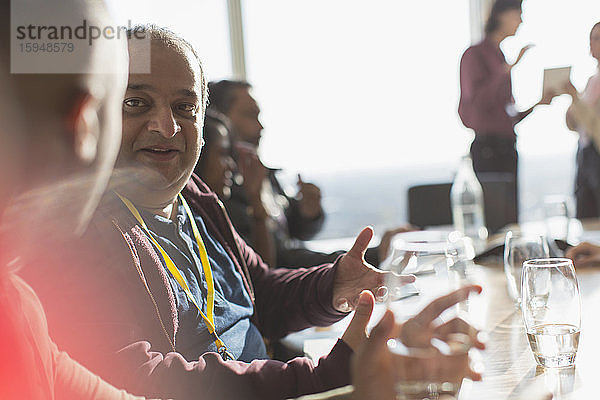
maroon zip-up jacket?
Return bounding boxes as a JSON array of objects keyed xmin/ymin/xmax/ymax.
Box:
[{"xmin": 23, "ymin": 175, "xmax": 352, "ymax": 400}]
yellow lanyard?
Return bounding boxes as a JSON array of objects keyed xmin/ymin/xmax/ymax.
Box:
[{"xmin": 115, "ymin": 192, "xmax": 234, "ymax": 361}]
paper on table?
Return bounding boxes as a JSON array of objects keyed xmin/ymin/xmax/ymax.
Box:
[{"xmin": 542, "ymin": 66, "xmax": 571, "ymax": 95}]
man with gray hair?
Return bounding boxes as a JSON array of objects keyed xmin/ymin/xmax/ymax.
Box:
[{"xmin": 22, "ymin": 23, "xmax": 414, "ymax": 399}]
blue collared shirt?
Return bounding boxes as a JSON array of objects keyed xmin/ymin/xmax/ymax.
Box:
[{"xmin": 141, "ymin": 202, "xmax": 267, "ymax": 362}]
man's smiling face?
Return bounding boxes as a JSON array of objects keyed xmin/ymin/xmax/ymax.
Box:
[{"xmin": 117, "ymin": 40, "xmax": 204, "ymax": 199}]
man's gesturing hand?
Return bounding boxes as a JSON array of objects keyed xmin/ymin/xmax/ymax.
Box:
[{"xmin": 333, "ymin": 227, "xmax": 415, "ymax": 312}]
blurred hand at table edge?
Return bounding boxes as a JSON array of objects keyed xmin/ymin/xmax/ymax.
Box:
[
  {"xmin": 351, "ymin": 297, "xmax": 396, "ymax": 400},
  {"xmin": 377, "ymin": 224, "xmax": 418, "ymax": 262},
  {"xmin": 341, "ymin": 286, "xmax": 484, "ymax": 358},
  {"xmin": 566, "ymin": 242, "xmax": 600, "ymax": 268},
  {"xmin": 333, "ymin": 227, "xmax": 416, "ymax": 312},
  {"xmin": 397, "ymin": 284, "xmax": 485, "ymax": 354},
  {"xmin": 341, "ymin": 291, "xmax": 379, "ymax": 351},
  {"xmin": 344, "ymin": 287, "xmax": 484, "ymax": 400}
]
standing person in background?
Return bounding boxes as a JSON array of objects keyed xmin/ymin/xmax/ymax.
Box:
[
  {"xmin": 458, "ymin": 0, "xmax": 553, "ymax": 221},
  {"xmin": 565, "ymin": 22, "xmax": 600, "ymax": 219}
]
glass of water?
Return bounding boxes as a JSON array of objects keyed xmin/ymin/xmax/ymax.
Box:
[
  {"xmin": 522, "ymin": 258, "xmax": 581, "ymax": 368},
  {"xmin": 504, "ymin": 231, "xmax": 549, "ymax": 307},
  {"xmin": 385, "ymin": 232, "xmax": 450, "ymax": 274},
  {"xmin": 445, "ymin": 231, "xmax": 475, "ymax": 270},
  {"xmin": 543, "ymin": 196, "xmax": 571, "ymax": 242}
]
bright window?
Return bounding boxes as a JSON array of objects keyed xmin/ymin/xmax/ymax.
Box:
[
  {"xmin": 243, "ymin": 1, "xmax": 472, "ymax": 238},
  {"xmin": 107, "ymin": 0, "xmax": 232, "ymax": 80},
  {"xmin": 244, "ymin": 0, "xmax": 472, "ymax": 172}
]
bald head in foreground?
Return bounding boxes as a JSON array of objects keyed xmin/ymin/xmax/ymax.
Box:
[{"xmin": 0, "ymin": 0, "xmax": 146, "ymax": 398}]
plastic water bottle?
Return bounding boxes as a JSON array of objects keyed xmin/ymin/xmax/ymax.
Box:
[{"xmin": 451, "ymin": 156, "xmax": 488, "ymax": 252}]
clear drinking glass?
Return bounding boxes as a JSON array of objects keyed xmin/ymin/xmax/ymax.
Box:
[
  {"xmin": 522, "ymin": 258, "xmax": 581, "ymax": 368},
  {"xmin": 385, "ymin": 232, "xmax": 450, "ymax": 273},
  {"xmin": 445, "ymin": 231, "xmax": 475, "ymax": 270},
  {"xmin": 504, "ymin": 231, "xmax": 549, "ymax": 307},
  {"xmin": 543, "ymin": 196, "xmax": 571, "ymax": 242}
]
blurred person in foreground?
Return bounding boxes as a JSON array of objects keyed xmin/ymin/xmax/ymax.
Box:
[
  {"xmin": 565, "ymin": 21, "xmax": 600, "ymax": 219},
  {"xmin": 22, "ymin": 24, "xmax": 482, "ymax": 400},
  {"xmin": 0, "ymin": 0, "xmax": 145, "ymax": 398},
  {"xmin": 208, "ymin": 80, "xmax": 410, "ymax": 268},
  {"xmin": 459, "ymin": 0, "xmax": 554, "ymax": 220}
]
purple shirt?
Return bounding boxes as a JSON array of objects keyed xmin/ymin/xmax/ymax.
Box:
[{"xmin": 459, "ymin": 37, "xmax": 530, "ymax": 138}]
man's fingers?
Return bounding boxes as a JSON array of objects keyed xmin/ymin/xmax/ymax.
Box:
[
  {"xmin": 341, "ymin": 291, "xmax": 375, "ymax": 351},
  {"xmin": 574, "ymin": 256, "xmax": 599, "ymax": 268},
  {"xmin": 393, "ymin": 274, "xmax": 416, "ymax": 286},
  {"xmin": 353, "ymin": 291, "xmax": 375, "ymax": 323},
  {"xmin": 565, "ymin": 247, "xmax": 576, "ymax": 259},
  {"xmin": 566, "ymin": 242, "xmax": 600, "ymax": 268},
  {"xmin": 434, "ymin": 317, "xmax": 485, "ymax": 350},
  {"xmin": 370, "ymin": 309, "xmax": 395, "ymax": 344},
  {"xmin": 415, "ymin": 285, "xmax": 482, "ymax": 325},
  {"xmin": 375, "ymin": 286, "xmax": 389, "ymax": 302},
  {"xmin": 334, "ymin": 297, "xmax": 353, "ymax": 313},
  {"xmin": 567, "ymin": 242, "xmax": 596, "ymax": 259},
  {"xmin": 346, "ymin": 227, "xmax": 374, "ymax": 260},
  {"xmin": 467, "ymin": 367, "xmax": 483, "ymax": 382},
  {"xmin": 398, "ymin": 251, "xmax": 415, "ymax": 270},
  {"xmin": 566, "ymin": 241, "xmax": 593, "ymax": 253}
]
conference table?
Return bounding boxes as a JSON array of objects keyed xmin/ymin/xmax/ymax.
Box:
[{"xmin": 286, "ymin": 219, "xmax": 600, "ymax": 399}]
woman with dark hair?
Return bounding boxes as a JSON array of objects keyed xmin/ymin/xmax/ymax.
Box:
[
  {"xmin": 458, "ymin": 0, "xmax": 553, "ymax": 221},
  {"xmin": 195, "ymin": 110, "xmax": 277, "ymax": 265},
  {"xmin": 565, "ymin": 22, "xmax": 600, "ymax": 219},
  {"xmin": 194, "ymin": 110, "xmax": 236, "ymax": 199}
]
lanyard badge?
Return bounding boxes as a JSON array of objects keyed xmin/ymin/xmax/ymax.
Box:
[{"xmin": 116, "ymin": 192, "xmax": 232, "ymax": 361}]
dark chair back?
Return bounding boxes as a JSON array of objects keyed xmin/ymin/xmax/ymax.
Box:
[
  {"xmin": 407, "ymin": 174, "xmax": 517, "ymax": 234},
  {"xmin": 407, "ymin": 183, "xmax": 453, "ymax": 228}
]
